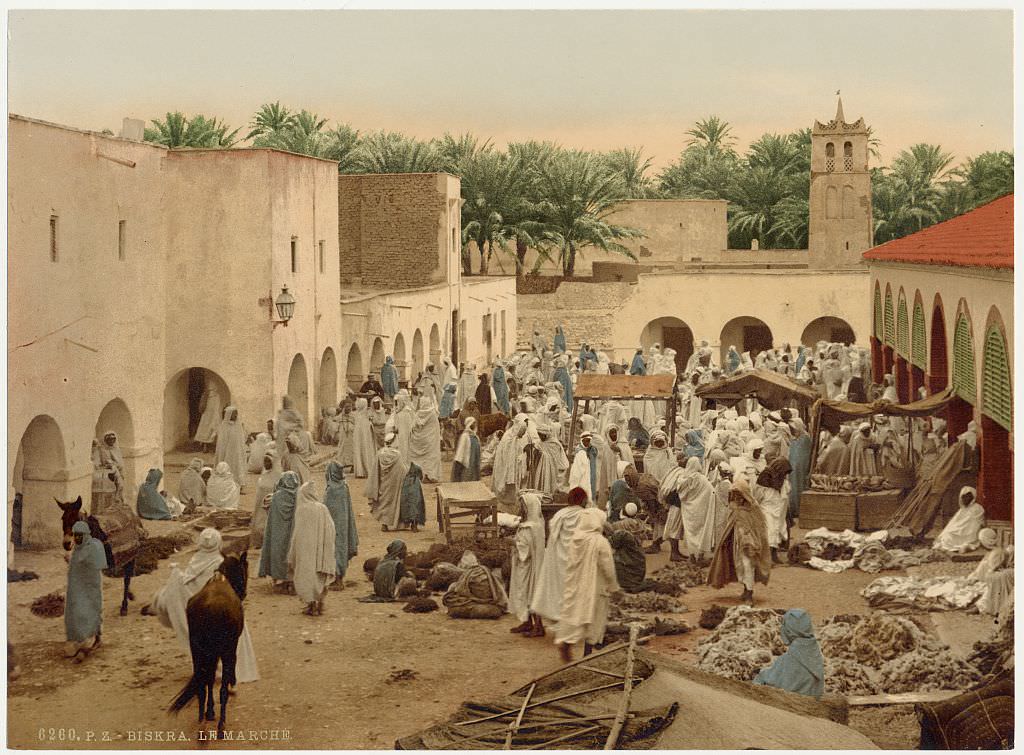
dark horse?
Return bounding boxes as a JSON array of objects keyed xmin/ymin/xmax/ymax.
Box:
[
  {"xmin": 169, "ymin": 552, "xmax": 248, "ymax": 739},
  {"xmin": 57, "ymin": 496, "xmax": 141, "ymax": 616}
]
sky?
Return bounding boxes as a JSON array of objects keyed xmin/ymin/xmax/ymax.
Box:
[{"xmin": 6, "ymin": 9, "xmax": 1014, "ymax": 170}]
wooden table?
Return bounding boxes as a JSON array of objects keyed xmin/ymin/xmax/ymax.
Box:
[{"xmin": 435, "ymin": 481, "xmax": 501, "ymax": 545}]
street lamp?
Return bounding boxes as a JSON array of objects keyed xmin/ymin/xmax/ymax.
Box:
[{"xmin": 273, "ymin": 285, "xmax": 296, "ymax": 328}]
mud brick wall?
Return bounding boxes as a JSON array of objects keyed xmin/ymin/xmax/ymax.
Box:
[
  {"xmin": 517, "ymin": 281, "xmax": 636, "ymax": 353},
  {"xmin": 338, "ymin": 174, "xmax": 446, "ymax": 288}
]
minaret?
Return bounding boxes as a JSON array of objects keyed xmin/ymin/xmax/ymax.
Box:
[{"xmin": 808, "ymin": 96, "xmax": 873, "ymax": 268}]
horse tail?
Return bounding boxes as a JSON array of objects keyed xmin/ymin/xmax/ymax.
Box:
[{"xmin": 168, "ymin": 674, "xmax": 202, "ymax": 714}]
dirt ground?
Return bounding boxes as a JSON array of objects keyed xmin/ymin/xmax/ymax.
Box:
[{"xmin": 7, "ymin": 449, "xmax": 981, "ymax": 750}]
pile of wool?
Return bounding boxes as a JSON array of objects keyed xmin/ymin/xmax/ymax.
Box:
[
  {"xmin": 968, "ymin": 611, "xmax": 1014, "ymax": 678},
  {"xmin": 695, "ymin": 606, "xmax": 785, "ymax": 681},
  {"xmin": 823, "ymin": 658, "xmax": 878, "ymax": 696},
  {"xmin": 611, "ymin": 591, "xmax": 686, "ymax": 614},
  {"xmin": 109, "ymin": 530, "xmax": 195, "ymax": 576},
  {"xmin": 876, "ymin": 649, "xmax": 981, "ymax": 693},
  {"xmin": 649, "ymin": 560, "xmax": 708, "ymax": 589},
  {"xmin": 30, "ymin": 592, "xmax": 65, "ymax": 618},
  {"xmin": 605, "ymin": 606, "xmax": 690, "ymax": 641},
  {"xmin": 396, "ymin": 576, "xmax": 419, "ymax": 598},
  {"xmin": 402, "ymin": 597, "xmax": 439, "ymax": 613}
]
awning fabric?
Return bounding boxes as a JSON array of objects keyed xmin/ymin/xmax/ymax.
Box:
[
  {"xmin": 814, "ymin": 387, "xmax": 955, "ymax": 435},
  {"xmin": 573, "ymin": 374, "xmax": 676, "ymax": 401}
]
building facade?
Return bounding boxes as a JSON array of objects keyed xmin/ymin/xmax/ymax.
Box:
[{"xmin": 864, "ymin": 195, "xmax": 1013, "ymax": 523}]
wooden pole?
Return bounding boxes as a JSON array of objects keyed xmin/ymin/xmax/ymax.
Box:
[
  {"xmin": 808, "ymin": 399, "xmax": 822, "ymax": 472},
  {"xmin": 568, "ymin": 399, "xmax": 580, "ymax": 454},
  {"xmin": 603, "ymin": 624, "xmax": 640, "ymax": 750},
  {"xmin": 528, "ymin": 724, "xmax": 603, "ymax": 750},
  {"xmin": 456, "ymin": 680, "xmax": 629, "ymax": 727},
  {"xmin": 504, "ymin": 683, "xmax": 535, "ymax": 749}
]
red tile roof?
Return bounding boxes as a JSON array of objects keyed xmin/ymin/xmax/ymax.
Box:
[{"xmin": 863, "ymin": 194, "xmax": 1013, "ymax": 269}]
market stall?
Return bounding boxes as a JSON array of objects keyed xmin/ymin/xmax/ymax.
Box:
[
  {"xmin": 568, "ymin": 374, "xmax": 678, "ymax": 453},
  {"xmin": 694, "ymin": 369, "xmax": 819, "ymax": 423},
  {"xmin": 802, "ymin": 388, "xmax": 957, "ymax": 531}
]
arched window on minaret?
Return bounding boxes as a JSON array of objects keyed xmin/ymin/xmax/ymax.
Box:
[
  {"xmin": 843, "ymin": 141, "xmax": 854, "ymax": 172},
  {"xmin": 842, "ymin": 185, "xmax": 855, "ymax": 219},
  {"xmin": 825, "ymin": 142, "xmax": 835, "ymax": 173},
  {"xmin": 826, "ymin": 186, "xmax": 838, "ymax": 219}
]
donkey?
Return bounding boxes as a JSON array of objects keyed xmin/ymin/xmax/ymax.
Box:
[
  {"xmin": 169, "ymin": 552, "xmax": 248, "ymax": 739},
  {"xmin": 57, "ymin": 496, "xmax": 141, "ymax": 616}
]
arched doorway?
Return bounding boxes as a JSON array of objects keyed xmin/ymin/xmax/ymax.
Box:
[
  {"xmin": 162, "ymin": 367, "xmax": 232, "ymax": 452},
  {"xmin": 14, "ymin": 415, "xmax": 67, "ymax": 548},
  {"xmin": 801, "ymin": 316, "xmax": 856, "ymax": 347},
  {"xmin": 370, "ymin": 338, "xmax": 386, "ymax": 375},
  {"xmin": 318, "ymin": 347, "xmax": 338, "ymax": 410},
  {"xmin": 95, "ymin": 398, "xmax": 136, "ymax": 493},
  {"xmin": 288, "ymin": 354, "xmax": 310, "ymax": 426},
  {"xmin": 980, "ymin": 313, "xmax": 1012, "ymax": 521},
  {"xmin": 393, "ymin": 333, "xmax": 407, "ymax": 383},
  {"xmin": 412, "ymin": 329, "xmax": 425, "ymax": 378},
  {"xmin": 429, "ymin": 323, "xmax": 441, "ymax": 366},
  {"xmin": 346, "ymin": 343, "xmax": 363, "ymax": 391},
  {"xmin": 720, "ymin": 316, "xmax": 773, "ymax": 364},
  {"xmin": 640, "ymin": 317, "xmax": 693, "ymax": 373}
]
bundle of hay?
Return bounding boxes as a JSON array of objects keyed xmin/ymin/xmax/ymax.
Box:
[
  {"xmin": 403, "ymin": 597, "xmax": 439, "ymax": 613},
  {"xmin": 612, "ymin": 591, "xmax": 686, "ymax": 614}
]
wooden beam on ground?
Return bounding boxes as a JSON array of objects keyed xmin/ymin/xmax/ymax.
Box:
[
  {"xmin": 847, "ymin": 690, "xmax": 964, "ymax": 706},
  {"xmin": 504, "ymin": 683, "xmax": 535, "ymax": 749},
  {"xmin": 604, "ymin": 624, "xmax": 639, "ymax": 750}
]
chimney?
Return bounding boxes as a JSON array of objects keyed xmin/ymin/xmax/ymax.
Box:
[
  {"xmin": 751, "ymin": 239, "xmax": 760, "ymax": 251},
  {"xmin": 119, "ymin": 118, "xmax": 145, "ymax": 141}
]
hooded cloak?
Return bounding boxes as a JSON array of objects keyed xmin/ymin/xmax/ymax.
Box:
[
  {"xmin": 492, "ymin": 365, "xmax": 511, "ymax": 415},
  {"xmin": 643, "ymin": 432, "xmax": 675, "ymax": 482},
  {"xmin": 629, "ymin": 351, "xmax": 646, "ymax": 376},
  {"xmin": 475, "ymin": 374, "xmax": 493, "ymax": 415},
  {"xmin": 248, "ymin": 433, "xmax": 273, "ymax": 473},
  {"xmin": 556, "ymin": 508, "xmax": 618, "ymax": 646},
  {"xmin": 443, "ymin": 552, "xmax": 509, "ymax": 619},
  {"xmin": 682, "ymin": 429, "xmax": 706, "ymax": 461},
  {"xmin": 439, "ymin": 383, "xmax": 457, "ymax": 418},
  {"xmin": 933, "ymin": 486, "xmax": 985, "ymax": 553},
  {"xmin": 610, "ymin": 529, "xmax": 647, "ymax": 593},
  {"xmin": 508, "ymin": 493, "xmax": 546, "ymax": 622},
  {"xmin": 178, "ymin": 458, "xmax": 207, "ymax": 509},
  {"xmin": 409, "ymin": 393, "xmax": 442, "ymax": 482},
  {"xmin": 708, "ymin": 479, "xmax": 771, "ymax": 590},
  {"xmin": 754, "ymin": 609, "xmax": 825, "ymax": 700},
  {"xmin": 554, "ymin": 325, "xmax": 567, "ymax": 354},
  {"xmin": 530, "ymin": 501, "xmax": 585, "ymax": 622},
  {"xmin": 193, "ymin": 387, "xmax": 222, "ymax": 444},
  {"xmin": 352, "ymin": 398, "xmax": 377, "ymax": 478},
  {"xmin": 137, "ymin": 468, "xmax": 172, "ymax": 520},
  {"xmin": 370, "ymin": 540, "xmax": 407, "ymax": 600},
  {"xmin": 258, "ymin": 471, "xmax": 300, "ymax": 581},
  {"xmin": 399, "ymin": 463, "xmax": 426, "ymax": 526},
  {"xmin": 287, "ymin": 483, "xmax": 337, "ymax": 603},
  {"xmin": 65, "ymin": 521, "xmax": 106, "ymax": 645},
  {"xmin": 206, "ymin": 462, "xmax": 240, "ymax": 510},
  {"xmin": 324, "ymin": 462, "xmax": 358, "ymax": 578},
  {"xmin": 380, "ymin": 356, "xmax": 399, "ymax": 399},
  {"xmin": 787, "ymin": 419, "xmax": 812, "ymax": 518},
  {"xmin": 367, "ymin": 442, "xmax": 409, "ymax": 530},
  {"xmin": 215, "ymin": 406, "xmax": 247, "ymax": 484},
  {"xmin": 368, "ymin": 397, "xmax": 388, "ymax": 449},
  {"xmin": 568, "ymin": 439, "xmax": 599, "ymax": 505},
  {"xmin": 276, "ymin": 397, "xmax": 305, "ymax": 446},
  {"xmin": 456, "ymin": 366, "xmax": 478, "ymax": 411},
  {"xmin": 452, "ymin": 417, "xmax": 482, "ymax": 482}
]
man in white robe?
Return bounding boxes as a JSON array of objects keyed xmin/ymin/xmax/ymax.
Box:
[
  {"xmin": 493, "ymin": 414, "xmax": 529, "ymax": 497},
  {"xmin": 455, "ymin": 363, "xmax": 477, "ymax": 412},
  {"xmin": 351, "ymin": 398, "xmax": 377, "ymax": 478},
  {"xmin": 672, "ymin": 456, "xmax": 717, "ymax": 562},
  {"xmin": 555, "ymin": 507, "xmax": 618, "ymax": 662},
  {"xmin": 366, "ymin": 433, "xmax": 409, "ymax": 531},
  {"xmin": 568, "ymin": 432, "xmax": 600, "ymax": 507},
  {"xmin": 287, "ymin": 483, "xmax": 337, "ymax": 615},
  {"xmin": 816, "ymin": 426, "xmax": 852, "ymax": 476},
  {"xmin": 933, "ymin": 486, "xmax": 985, "ymax": 553},
  {"xmin": 597, "ymin": 426, "xmax": 631, "ymax": 506},
  {"xmin": 509, "ymin": 493, "xmax": 547, "ymax": 637},
  {"xmin": 656, "ymin": 453, "xmax": 688, "ymax": 562},
  {"xmin": 409, "ymin": 391, "xmax": 442, "ymax": 483},
  {"xmin": 847, "ymin": 422, "xmax": 879, "ymax": 476},
  {"xmin": 530, "ymin": 486, "xmax": 586, "ymax": 635},
  {"xmin": 528, "ymin": 423, "xmax": 569, "ymax": 496},
  {"xmin": 193, "ymin": 387, "xmax": 223, "ymax": 449},
  {"xmin": 148, "ymin": 528, "xmax": 259, "ymax": 682},
  {"xmin": 215, "ymin": 406, "xmax": 247, "ymax": 486}
]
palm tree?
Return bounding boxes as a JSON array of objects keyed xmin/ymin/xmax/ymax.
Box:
[
  {"xmin": 685, "ymin": 115, "xmax": 736, "ymax": 154},
  {"xmin": 251, "ymin": 109, "xmax": 330, "ymax": 156},
  {"xmin": 246, "ymin": 101, "xmax": 297, "ymax": 141},
  {"xmin": 602, "ymin": 147, "xmax": 657, "ymax": 199},
  {"xmin": 435, "ymin": 132, "xmax": 493, "ymax": 175},
  {"xmin": 353, "ymin": 131, "xmax": 441, "ymax": 174},
  {"xmin": 144, "ymin": 112, "xmax": 240, "ymax": 148},
  {"xmin": 324, "ymin": 124, "xmax": 362, "ymax": 173},
  {"xmin": 872, "ymin": 143, "xmax": 954, "ymax": 241},
  {"xmin": 533, "ymin": 150, "xmax": 644, "ymax": 277},
  {"xmin": 951, "ymin": 151, "xmax": 1014, "ymax": 207}
]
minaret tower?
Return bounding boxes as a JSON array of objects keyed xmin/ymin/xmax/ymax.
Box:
[{"xmin": 808, "ymin": 95, "xmax": 873, "ymax": 267}]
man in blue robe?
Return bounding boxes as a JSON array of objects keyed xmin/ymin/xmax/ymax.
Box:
[
  {"xmin": 65, "ymin": 521, "xmax": 106, "ymax": 660},
  {"xmin": 787, "ymin": 419, "xmax": 812, "ymax": 519},
  {"xmin": 258, "ymin": 471, "xmax": 300, "ymax": 588},
  {"xmin": 492, "ymin": 362, "xmax": 511, "ymax": 415},
  {"xmin": 553, "ymin": 355, "xmax": 574, "ymax": 410},
  {"xmin": 629, "ymin": 349, "xmax": 646, "ymax": 376},
  {"xmin": 753, "ymin": 609, "xmax": 825, "ymax": 699},
  {"xmin": 323, "ymin": 462, "xmax": 358, "ymax": 581},
  {"xmin": 137, "ymin": 468, "xmax": 172, "ymax": 520},
  {"xmin": 380, "ymin": 356, "xmax": 399, "ymax": 401},
  {"xmin": 399, "ymin": 463, "xmax": 427, "ymax": 532},
  {"xmin": 553, "ymin": 324, "xmax": 567, "ymax": 354}
]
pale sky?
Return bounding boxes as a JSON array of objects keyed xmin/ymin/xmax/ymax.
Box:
[{"xmin": 6, "ymin": 9, "xmax": 1014, "ymax": 169}]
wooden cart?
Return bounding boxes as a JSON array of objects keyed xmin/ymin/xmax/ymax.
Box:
[{"xmin": 435, "ymin": 481, "xmax": 501, "ymax": 545}]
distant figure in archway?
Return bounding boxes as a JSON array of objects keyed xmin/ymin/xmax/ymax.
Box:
[
  {"xmin": 215, "ymin": 407, "xmax": 247, "ymax": 486},
  {"xmin": 91, "ymin": 432, "xmax": 126, "ymax": 515},
  {"xmin": 276, "ymin": 396, "xmax": 305, "ymax": 447},
  {"xmin": 360, "ymin": 373, "xmax": 385, "ymax": 401},
  {"xmin": 380, "ymin": 357, "xmax": 399, "ymax": 401},
  {"xmin": 193, "ymin": 387, "xmax": 222, "ymax": 452}
]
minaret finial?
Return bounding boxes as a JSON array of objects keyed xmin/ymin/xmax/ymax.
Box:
[{"xmin": 835, "ymin": 92, "xmax": 845, "ymax": 124}]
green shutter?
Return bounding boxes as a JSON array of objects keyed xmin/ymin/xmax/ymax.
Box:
[
  {"xmin": 912, "ymin": 301, "xmax": 927, "ymax": 369},
  {"xmin": 982, "ymin": 325, "xmax": 1012, "ymax": 430},
  {"xmin": 952, "ymin": 314, "xmax": 976, "ymax": 404},
  {"xmin": 873, "ymin": 288, "xmax": 883, "ymax": 340},
  {"xmin": 884, "ymin": 291, "xmax": 895, "ymax": 347},
  {"xmin": 896, "ymin": 296, "xmax": 909, "ymax": 356}
]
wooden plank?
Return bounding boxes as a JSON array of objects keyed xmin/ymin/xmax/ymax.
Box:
[
  {"xmin": 456, "ymin": 680, "xmax": 628, "ymax": 727},
  {"xmin": 847, "ymin": 690, "xmax": 964, "ymax": 707},
  {"xmin": 504, "ymin": 683, "xmax": 535, "ymax": 749},
  {"xmin": 604, "ymin": 624, "xmax": 639, "ymax": 750}
]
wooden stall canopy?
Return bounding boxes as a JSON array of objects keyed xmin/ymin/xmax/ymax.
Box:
[
  {"xmin": 695, "ymin": 369, "xmax": 820, "ymax": 411},
  {"xmin": 573, "ymin": 374, "xmax": 677, "ymax": 401},
  {"xmin": 569, "ymin": 374, "xmax": 678, "ymax": 450}
]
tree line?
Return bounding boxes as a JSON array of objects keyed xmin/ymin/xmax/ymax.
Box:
[{"xmin": 142, "ymin": 104, "xmax": 1013, "ymax": 277}]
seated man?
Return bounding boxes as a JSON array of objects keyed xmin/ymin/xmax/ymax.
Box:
[
  {"xmin": 753, "ymin": 608, "xmax": 824, "ymax": 699},
  {"xmin": 358, "ymin": 540, "xmax": 407, "ymax": 602},
  {"xmin": 442, "ymin": 552, "xmax": 508, "ymax": 619},
  {"xmin": 610, "ymin": 529, "xmax": 647, "ymax": 594}
]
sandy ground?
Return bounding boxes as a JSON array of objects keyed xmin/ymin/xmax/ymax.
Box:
[{"xmin": 7, "ymin": 448, "xmax": 990, "ymax": 750}]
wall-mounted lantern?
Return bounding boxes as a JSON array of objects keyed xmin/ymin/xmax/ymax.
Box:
[{"xmin": 273, "ymin": 285, "xmax": 296, "ymax": 328}]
